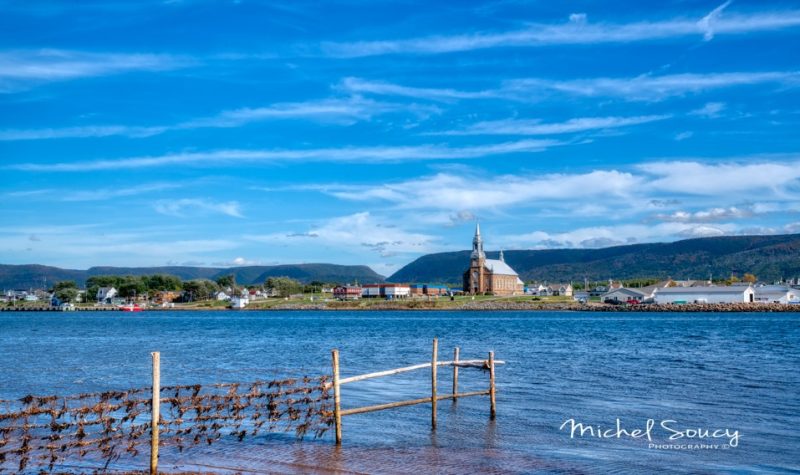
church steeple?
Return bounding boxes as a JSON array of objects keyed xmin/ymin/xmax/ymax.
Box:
[{"xmin": 471, "ymin": 223, "xmax": 485, "ymax": 260}]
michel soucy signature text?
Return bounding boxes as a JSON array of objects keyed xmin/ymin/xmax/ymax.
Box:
[{"xmin": 560, "ymin": 418, "xmax": 740, "ymax": 447}]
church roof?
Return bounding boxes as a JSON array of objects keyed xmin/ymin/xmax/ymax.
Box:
[{"xmin": 485, "ymin": 258, "xmax": 519, "ymax": 276}]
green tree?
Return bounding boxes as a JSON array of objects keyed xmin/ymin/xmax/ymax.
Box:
[
  {"xmin": 183, "ymin": 279, "xmax": 220, "ymax": 301},
  {"xmin": 216, "ymin": 274, "xmax": 236, "ymax": 290},
  {"xmin": 144, "ymin": 274, "xmax": 183, "ymax": 292},
  {"xmin": 53, "ymin": 280, "xmax": 79, "ymax": 303},
  {"xmin": 118, "ymin": 276, "xmax": 148, "ymax": 299},
  {"xmin": 265, "ymin": 276, "xmax": 302, "ymax": 297}
]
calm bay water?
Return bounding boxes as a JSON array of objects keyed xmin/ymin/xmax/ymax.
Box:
[{"xmin": 1, "ymin": 310, "xmax": 799, "ymax": 474}]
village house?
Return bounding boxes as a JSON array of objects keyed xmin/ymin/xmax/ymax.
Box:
[
  {"xmin": 333, "ymin": 285, "xmax": 362, "ymax": 300},
  {"xmin": 602, "ymin": 287, "xmax": 647, "ymax": 304},
  {"xmin": 463, "ymin": 225, "xmax": 524, "ymax": 296},
  {"xmin": 547, "ymin": 283, "xmax": 573, "ymax": 297},
  {"xmin": 96, "ymin": 287, "xmax": 117, "ymax": 304}
]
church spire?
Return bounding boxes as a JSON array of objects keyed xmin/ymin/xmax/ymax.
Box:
[{"xmin": 471, "ymin": 222, "xmax": 485, "ymax": 260}]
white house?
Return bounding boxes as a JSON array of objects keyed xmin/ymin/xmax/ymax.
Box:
[
  {"xmin": 754, "ymin": 285, "xmax": 798, "ymax": 304},
  {"xmin": 602, "ymin": 287, "xmax": 647, "ymax": 304},
  {"xmin": 547, "ymin": 283, "xmax": 574, "ymax": 297},
  {"xmin": 215, "ymin": 291, "xmax": 231, "ymax": 301},
  {"xmin": 230, "ymin": 293, "xmax": 249, "ymax": 309},
  {"xmin": 526, "ymin": 284, "xmax": 548, "ymax": 296},
  {"xmin": 653, "ymin": 286, "xmax": 754, "ymax": 304},
  {"xmin": 96, "ymin": 287, "xmax": 117, "ymax": 303}
]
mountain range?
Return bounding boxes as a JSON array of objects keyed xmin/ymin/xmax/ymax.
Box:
[
  {"xmin": 388, "ymin": 233, "xmax": 800, "ymax": 284},
  {"xmin": 4, "ymin": 233, "xmax": 799, "ymax": 290},
  {"xmin": 0, "ymin": 263, "xmax": 384, "ymax": 289}
]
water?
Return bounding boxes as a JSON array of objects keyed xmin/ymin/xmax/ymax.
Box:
[{"xmin": 1, "ymin": 311, "xmax": 799, "ymax": 474}]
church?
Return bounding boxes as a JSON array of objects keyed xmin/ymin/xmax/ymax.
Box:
[{"xmin": 463, "ymin": 224, "xmax": 525, "ymax": 296}]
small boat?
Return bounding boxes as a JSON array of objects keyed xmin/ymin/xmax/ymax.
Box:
[{"xmin": 119, "ymin": 303, "xmax": 143, "ymax": 312}]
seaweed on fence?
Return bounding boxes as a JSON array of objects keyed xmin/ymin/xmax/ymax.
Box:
[{"xmin": 0, "ymin": 375, "xmax": 333, "ymax": 472}]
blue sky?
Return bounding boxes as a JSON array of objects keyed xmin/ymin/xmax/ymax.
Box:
[{"xmin": 2, "ymin": 0, "xmax": 800, "ymax": 276}]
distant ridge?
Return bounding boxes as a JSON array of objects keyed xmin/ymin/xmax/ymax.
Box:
[
  {"xmin": 388, "ymin": 233, "xmax": 800, "ymax": 284},
  {"xmin": 0, "ymin": 263, "xmax": 384, "ymax": 289}
]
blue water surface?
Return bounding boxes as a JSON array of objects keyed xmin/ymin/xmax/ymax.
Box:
[{"xmin": 0, "ymin": 311, "xmax": 798, "ymax": 474}]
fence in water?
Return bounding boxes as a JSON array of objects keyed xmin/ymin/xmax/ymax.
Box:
[{"xmin": 0, "ymin": 340, "xmax": 501, "ymax": 473}]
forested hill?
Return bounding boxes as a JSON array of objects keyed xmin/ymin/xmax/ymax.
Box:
[
  {"xmin": 0, "ymin": 263, "xmax": 384, "ymax": 289},
  {"xmin": 388, "ymin": 234, "xmax": 800, "ymax": 284}
]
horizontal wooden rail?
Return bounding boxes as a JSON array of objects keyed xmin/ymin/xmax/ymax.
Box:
[
  {"xmin": 325, "ymin": 359, "xmax": 505, "ymax": 388},
  {"xmin": 340, "ymin": 390, "xmax": 490, "ymax": 416}
]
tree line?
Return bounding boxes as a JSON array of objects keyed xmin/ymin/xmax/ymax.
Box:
[{"xmin": 49, "ymin": 274, "xmax": 334, "ymax": 303}]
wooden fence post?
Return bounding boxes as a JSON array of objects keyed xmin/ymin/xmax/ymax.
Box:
[
  {"xmin": 488, "ymin": 351, "xmax": 496, "ymax": 420},
  {"xmin": 452, "ymin": 347, "xmax": 459, "ymax": 402},
  {"xmin": 431, "ymin": 338, "xmax": 438, "ymax": 429},
  {"xmin": 150, "ymin": 352, "xmax": 160, "ymax": 475},
  {"xmin": 332, "ymin": 349, "xmax": 342, "ymax": 444}
]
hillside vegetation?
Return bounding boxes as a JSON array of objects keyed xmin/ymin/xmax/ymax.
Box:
[
  {"xmin": 388, "ymin": 234, "xmax": 800, "ymax": 284},
  {"xmin": 0, "ymin": 263, "xmax": 384, "ymax": 289}
]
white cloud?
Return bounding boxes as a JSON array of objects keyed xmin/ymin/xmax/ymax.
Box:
[
  {"xmin": 656, "ymin": 206, "xmax": 752, "ymax": 223},
  {"xmin": 639, "ymin": 159, "xmax": 800, "ymax": 195},
  {"xmin": 338, "ymin": 77, "xmax": 499, "ymax": 101},
  {"xmin": 501, "ymin": 222, "xmax": 737, "ymax": 250},
  {"xmin": 0, "ymin": 49, "xmax": 191, "ymax": 92},
  {"xmin": 245, "ymin": 212, "xmax": 441, "ymax": 258},
  {"xmin": 699, "ymin": 1, "xmax": 733, "ymax": 41},
  {"xmin": 322, "ymin": 8, "xmax": 800, "ymax": 57},
  {"xmin": 436, "ymin": 115, "xmax": 670, "ymax": 136},
  {"xmin": 0, "ymin": 226, "xmax": 240, "ymax": 268},
  {"xmin": 342, "ymin": 72, "xmax": 799, "ymax": 104},
  {"xmin": 675, "ymin": 225, "xmax": 728, "ymax": 238},
  {"xmin": 323, "ymin": 170, "xmax": 640, "ymax": 210},
  {"xmin": 674, "ymin": 131, "xmax": 694, "ymax": 141},
  {"xmin": 505, "ymin": 71, "xmax": 799, "ymax": 101},
  {"xmin": 0, "ymin": 96, "xmax": 436, "ymax": 141},
  {"xmin": 63, "ymin": 182, "xmax": 182, "ymax": 201},
  {"xmin": 12, "ymin": 139, "xmax": 564, "ymax": 171},
  {"xmin": 211, "ymin": 257, "xmax": 264, "ymax": 267},
  {"xmin": 153, "ymin": 199, "xmax": 244, "ymax": 218},
  {"xmin": 690, "ymin": 102, "xmax": 727, "ymax": 118}
]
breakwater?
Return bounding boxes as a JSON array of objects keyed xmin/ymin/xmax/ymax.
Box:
[{"xmin": 264, "ymin": 301, "xmax": 799, "ymax": 312}]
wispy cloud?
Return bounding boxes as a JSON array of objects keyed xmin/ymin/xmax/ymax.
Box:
[
  {"xmin": 153, "ymin": 199, "xmax": 244, "ymax": 218},
  {"xmin": 500, "ymin": 222, "xmax": 738, "ymax": 250},
  {"xmin": 337, "ymin": 77, "xmax": 499, "ymax": 102},
  {"xmin": 505, "ymin": 71, "xmax": 800, "ymax": 101},
  {"xmin": 0, "ymin": 96, "xmax": 434, "ymax": 141},
  {"xmin": 321, "ymin": 170, "xmax": 640, "ymax": 210},
  {"xmin": 245, "ymin": 212, "xmax": 440, "ymax": 258},
  {"xmin": 339, "ymin": 71, "xmax": 799, "ymax": 104},
  {"xmin": 11, "ymin": 139, "xmax": 564, "ymax": 171},
  {"xmin": 322, "ymin": 7, "xmax": 800, "ymax": 57},
  {"xmin": 434, "ymin": 115, "xmax": 670, "ymax": 136},
  {"xmin": 655, "ymin": 206, "xmax": 753, "ymax": 223},
  {"xmin": 312, "ymin": 156, "xmax": 800, "ymax": 213},
  {"xmin": 62, "ymin": 182, "xmax": 183, "ymax": 201},
  {"xmin": 0, "ymin": 49, "xmax": 192, "ymax": 92},
  {"xmin": 689, "ymin": 102, "xmax": 727, "ymax": 118}
]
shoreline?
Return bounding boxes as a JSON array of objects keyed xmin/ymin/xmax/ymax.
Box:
[{"xmin": 4, "ymin": 302, "xmax": 798, "ymax": 312}]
